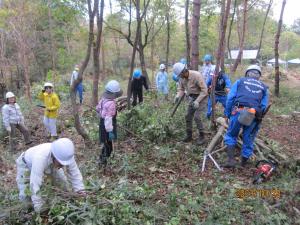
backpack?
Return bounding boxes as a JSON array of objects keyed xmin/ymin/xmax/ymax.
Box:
[{"xmin": 215, "ymin": 74, "xmax": 226, "ymax": 95}]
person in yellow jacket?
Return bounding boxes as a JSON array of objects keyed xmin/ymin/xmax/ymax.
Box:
[{"xmin": 38, "ymin": 82, "xmax": 60, "ymax": 140}]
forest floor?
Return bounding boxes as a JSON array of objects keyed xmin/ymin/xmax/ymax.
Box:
[{"xmin": 0, "ymin": 72, "xmax": 299, "ymax": 224}]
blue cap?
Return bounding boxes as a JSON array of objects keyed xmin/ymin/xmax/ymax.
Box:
[
  {"xmin": 172, "ymin": 73, "xmax": 179, "ymax": 82},
  {"xmin": 203, "ymin": 54, "xmax": 212, "ymax": 62},
  {"xmin": 180, "ymin": 58, "xmax": 187, "ymax": 64},
  {"xmin": 133, "ymin": 69, "xmax": 142, "ymax": 78}
]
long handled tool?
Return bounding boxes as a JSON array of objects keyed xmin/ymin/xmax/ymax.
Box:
[{"xmin": 171, "ymin": 93, "xmax": 186, "ymax": 117}]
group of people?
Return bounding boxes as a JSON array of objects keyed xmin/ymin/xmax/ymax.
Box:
[
  {"xmin": 172, "ymin": 57, "xmax": 269, "ymax": 168},
  {"xmin": 2, "ymin": 56, "xmax": 268, "ymax": 212}
]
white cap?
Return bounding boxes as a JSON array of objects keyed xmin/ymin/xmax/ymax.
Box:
[
  {"xmin": 159, "ymin": 64, "xmax": 166, "ymax": 70},
  {"xmin": 105, "ymin": 80, "xmax": 121, "ymax": 93},
  {"xmin": 173, "ymin": 62, "xmax": 186, "ymax": 76},
  {"xmin": 51, "ymin": 138, "xmax": 75, "ymax": 166},
  {"xmin": 245, "ymin": 65, "xmax": 261, "ymax": 76},
  {"xmin": 44, "ymin": 82, "xmax": 54, "ymax": 88},
  {"xmin": 6, "ymin": 92, "xmax": 15, "ymax": 99}
]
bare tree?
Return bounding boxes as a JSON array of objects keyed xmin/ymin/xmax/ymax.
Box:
[
  {"xmin": 275, "ymin": 0, "xmax": 286, "ymax": 97},
  {"xmin": 190, "ymin": 0, "xmax": 201, "ymax": 70},
  {"xmin": 211, "ymin": 0, "xmax": 231, "ymax": 127},
  {"xmin": 257, "ymin": 0, "xmax": 273, "ymax": 59},
  {"xmin": 127, "ymin": 0, "xmax": 142, "ymax": 109},
  {"xmin": 185, "ymin": 0, "xmax": 191, "ymax": 67},
  {"xmin": 92, "ymin": 0, "xmax": 104, "ymax": 106},
  {"xmin": 70, "ymin": 0, "xmax": 97, "ymax": 145},
  {"xmin": 227, "ymin": 0, "xmax": 237, "ymax": 60},
  {"xmin": 165, "ymin": 0, "xmax": 171, "ymax": 72},
  {"xmin": 231, "ymin": 0, "xmax": 248, "ymax": 74}
]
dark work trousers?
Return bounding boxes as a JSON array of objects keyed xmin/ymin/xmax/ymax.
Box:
[
  {"xmin": 185, "ymin": 96, "xmax": 205, "ymax": 136},
  {"xmin": 132, "ymin": 90, "xmax": 143, "ymax": 106},
  {"xmin": 10, "ymin": 123, "xmax": 31, "ymax": 151},
  {"xmin": 99, "ymin": 117, "xmax": 117, "ymax": 164}
]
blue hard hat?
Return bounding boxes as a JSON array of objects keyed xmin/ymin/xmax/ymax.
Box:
[
  {"xmin": 180, "ymin": 58, "xmax": 187, "ymax": 64},
  {"xmin": 203, "ymin": 54, "xmax": 212, "ymax": 62},
  {"xmin": 133, "ymin": 69, "xmax": 142, "ymax": 78},
  {"xmin": 172, "ymin": 73, "xmax": 179, "ymax": 82}
]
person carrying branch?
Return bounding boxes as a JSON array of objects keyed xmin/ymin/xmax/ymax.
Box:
[
  {"xmin": 96, "ymin": 80, "xmax": 123, "ymax": 166},
  {"xmin": 70, "ymin": 65, "xmax": 83, "ymax": 104},
  {"xmin": 224, "ymin": 65, "xmax": 269, "ymax": 168},
  {"xmin": 131, "ymin": 69, "xmax": 148, "ymax": 106},
  {"xmin": 38, "ymin": 82, "xmax": 61, "ymax": 141},
  {"xmin": 173, "ymin": 62, "xmax": 208, "ymax": 145},
  {"xmin": 16, "ymin": 138, "xmax": 85, "ymax": 212},
  {"xmin": 206, "ymin": 71, "xmax": 231, "ymax": 119},
  {"xmin": 2, "ymin": 92, "xmax": 32, "ymax": 151}
]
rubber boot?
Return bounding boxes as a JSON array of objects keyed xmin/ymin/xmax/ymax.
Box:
[
  {"xmin": 197, "ymin": 132, "xmax": 206, "ymax": 145},
  {"xmin": 224, "ymin": 146, "xmax": 236, "ymax": 168},
  {"xmin": 182, "ymin": 130, "xmax": 193, "ymax": 142},
  {"xmin": 241, "ymin": 156, "xmax": 248, "ymax": 167}
]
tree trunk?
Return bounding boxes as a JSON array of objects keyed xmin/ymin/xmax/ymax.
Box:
[
  {"xmin": 47, "ymin": 0, "xmax": 56, "ymax": 72},
  {"xmin": 70, "ymin": 0, "xmax": 97, "ymax": 146},
  {"xmin": 92, "ymin": 0, "xmax": 104, "ymax": 107},
  {"xmin": 211, "ymin": 0, "xmax": 231, "ymax": 128},
  {"xmin": 138, "ymin": 37, "xmax": 150, "ymax": 87},
  {"xmin": 22, "ymin": 49, "xmax": 31, "ymax": 101},
  {"xmin": 257, "ymin": 0, "xmax": 273, "ymax": 59},
  {"xmin": 101, "ymin": 36, "xmax": 106, "ymax": 80},
  {"xmin": 231, "ymin": 0, "xmax": 247, "ymax": 74},
  {"xmin": 275, "ymin": 0, "xmax": 286, "ymax": 97},
  {"xmin": 166, "ymin": 1, "xmax": 170, "ymax": 72},
  {"xmin": 227, "ymin": 0, "xmax": 237, "ymax": 60},
  {"xmin": 191, "ymin": 0, "xmax": 201, "ymax": 71},
  {"xmin": 127, "ymin": 0, "xmax": 141, "ymax": 109},
  {"xmin": 185, "ymin": 0, "xmax": 191, "ymax": 67}
]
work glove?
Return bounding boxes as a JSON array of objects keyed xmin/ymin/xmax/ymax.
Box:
[
  {"xmin": 192, "ymin": 101, "xmax": 200, "ymax": 109},
  {"xmin": 174, "ymin": 96, "xmax": 179, "ymax": 104},
  {"xmin": 42, "ymin": 89, "xmax": 45, "ymax": 93},
  {"xmin": 6, "ymin": 126, "xmax": 11, "ymax": 133},
  {"xmin": 108, "ymin": 132, "xmax": 116, "ymax": 141}
]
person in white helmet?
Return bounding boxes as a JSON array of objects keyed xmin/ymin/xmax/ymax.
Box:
[
  {"xmin": 16, "ymin": 138, "xmax": 85, "ymax": 212},
  {"xmin": 38, "ymin": 82, "xmax": 61, "ymax": 141},
  {"xmin": 2, "ymin": 92, "xmax": 32, "ymax": 151},
  {"xmin": 173, "ymin": 62, "xmax": 208, "ymax": 145},
  {"xmin": 155, "ymin": 64, "xmax": 169, "ymax": 100},
  {"xmin": 224, "ymin": 65, "xmax": 269, "ymax": 168},
  {"xmin": 96, "ymin": 80, "xmax": 123, "ymax": 166}
]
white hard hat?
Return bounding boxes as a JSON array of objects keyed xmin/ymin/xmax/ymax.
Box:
[
  {"xmin": 6, "ymin": 92, "xmax": 15, "ymax": 99},
  {"xmin": 245, "ymin": 65, "xmax": 261, "ymax": 76},
  {"xmin": 159, "ymin": 64, "xmax": 166, "ymax": 70},
  {"xmin": 51, "ymin": 138, "xmax": 75, "ymax": 166},
  {"xmin": 44, "ymin": 82, "xmax": 54, "ymax": 88},
  {"xmin": 173, "ymin": 62, "xmax": 186, "ymax": 76},
  {"xmin": 105, "ymin": 80, "xmax": 121, "ymax": 93}
]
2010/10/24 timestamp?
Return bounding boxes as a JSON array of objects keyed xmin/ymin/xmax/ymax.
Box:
[{"xmin": 235, "ymin": 188, "xmax": 281, "ymax": 199}]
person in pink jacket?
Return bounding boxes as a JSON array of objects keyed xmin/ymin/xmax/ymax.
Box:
[{"xmin": 96, "ymin": 80, "xmax": 123, "ymax": 166}]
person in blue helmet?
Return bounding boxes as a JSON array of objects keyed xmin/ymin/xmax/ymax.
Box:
[
  {"xmin": 131, "ymin": 69, "xmax": 148, "ymax": 106},
  {"xmin": 155, "ymin": 64, "xmax": 169, "ymax": 99},
  {"xmin": 202, "ymin": 54, "xmax": 215, "ymax": 82},
  {"xmin": 224, "ymin": 65, "xmax": 269, "ymax": 168},
  {"xmin": 206, "ymin": 70, "xmax": 231, "ymax": 119},
  {"xmin": 180, "ymin": 58, "xmax": 187, "ymax": 65}
]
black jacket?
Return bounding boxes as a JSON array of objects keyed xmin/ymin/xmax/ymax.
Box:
[{"xmin": 131, "ymin": 76, "xmax": 148, "ymax": 92}]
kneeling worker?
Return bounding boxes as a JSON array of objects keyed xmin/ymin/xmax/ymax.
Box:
[{"xmin": 16, "ymin": 138, "xmax": 85, "ymax": 212}]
